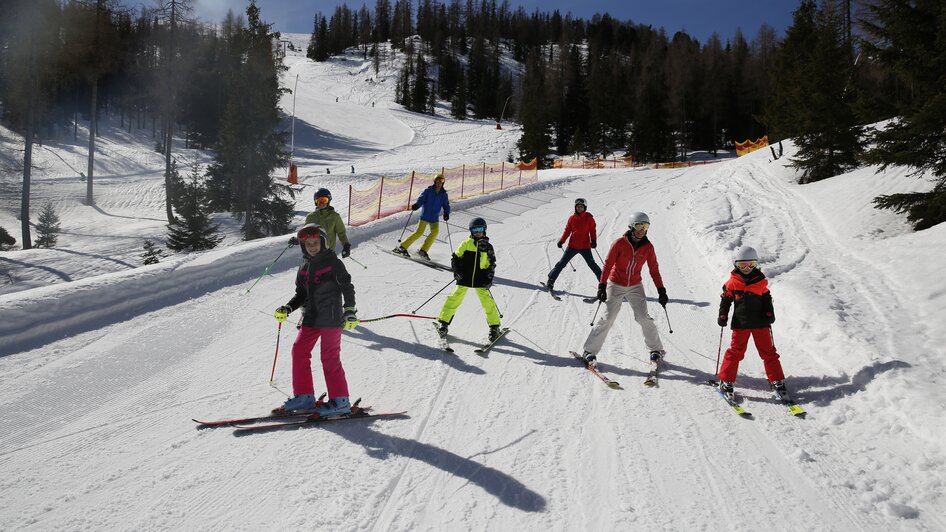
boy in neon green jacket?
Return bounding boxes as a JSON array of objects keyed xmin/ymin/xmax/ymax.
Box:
[{"xmin": 436, "ymin": 217, "xmax": 502, "ymax": 342}]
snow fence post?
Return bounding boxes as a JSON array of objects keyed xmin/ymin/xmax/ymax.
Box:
[
  {"xmin": 482, "ymin": 162, "xmax": 486, "ymax": 195},
  {"xmin": 348, "ymin": 185, "xmax": 352, "ymax": 225},
  {"xmin": 500, "ymin": 161, "xmax": 505, "ymax": 190},
  {"xmin": 461, "ymin": 165, "xmax": 466, "ymax": 198},
  {"xmin": 378, "ymin": 175, "xmax": 385, "ymax": 221}
]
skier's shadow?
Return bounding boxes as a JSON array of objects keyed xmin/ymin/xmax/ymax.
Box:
[
  {"xmin": 321, "ymin": 423, "xmax": 548, "ymax": 512},
  {"xmin": 347, "ymin": 322, "xmax": 486, "ymax": 375}
]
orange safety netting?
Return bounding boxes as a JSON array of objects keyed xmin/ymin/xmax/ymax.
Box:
[
  {"xmin": 348, "ymin": 159, "xmax": 538, "ymax": 226},
  {"xmin": 553, "ymin": 157, "xmax": 636, "ymax": 169},
  {"xmin": 735, "ymin": 135, "xmax": 769, "ymax": 156}
]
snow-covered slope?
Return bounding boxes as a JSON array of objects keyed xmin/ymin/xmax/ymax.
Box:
[{"xmin": 1, "ymin": 35, "xmax": 945, "ymax": 531}]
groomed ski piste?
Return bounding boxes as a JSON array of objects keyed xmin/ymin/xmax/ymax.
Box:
[{"xmin": 1, "ymin": 35, "xmax": 945, "ymax": 530}]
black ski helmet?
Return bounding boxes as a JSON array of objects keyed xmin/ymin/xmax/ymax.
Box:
[
  {"xmin": 469, "ymin": 217, "xmax": 487, "ymax": 234},
  {"xmin": 314, "ymin": 188, "xmax": 332, "ymax": 202}
]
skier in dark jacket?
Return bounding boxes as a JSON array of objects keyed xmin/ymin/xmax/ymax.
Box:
[
  {"xmin": 716, "ymin": 245, "xmax": 788, "ymax": 399},
  {"xmin": 273, "ymin": 224, "xmax": 359, "ymax": 416},
  {"xmin": 545, "ymin": 197, "xmax": 602, "ymax": 291},
  {"xmin": 394, "ymin": 174, "xmax": 450, "ymax": 260},
  {"xmin": 435, "ymin": 217, "xmax": 502, "ymax": 342}
]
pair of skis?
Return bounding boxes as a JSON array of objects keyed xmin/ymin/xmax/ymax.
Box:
[
  {"xmin": 706, "ymin": 380, "xmax": 806, "ymax": 418},
  {"xmin": 570, "ymin": 351, "xmax": 661, "ymax": 389},
  {"xmin": 539, "ymin": 282, "xmax": 597, "ymax": 304},
  {"xmin": 435, "ymin": 322, "xmax": 510, "ymax": 356},
  {"xmin": 193, "ymin": 397, "xmax": 407, "ymax": 432},
  {"xmin": 380, "ymin": 246, "xmax": 451, "ymax": 271}
]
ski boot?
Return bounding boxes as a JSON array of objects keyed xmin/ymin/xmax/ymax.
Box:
[
  {"xmin": 436, "ymin": 320, "xmax": 449, "ymax": 339},
  {"xmin": 316, "ymin": 396, "xmax": 352, "ymax": 417},
  {"xmin": 770, "ymin": 380, "xmax": 790, "ymax": 401},
  {"xmin": 488, "ymin": 324, "xmax": 502, "ymax": 342},
  {"xmin": 649, "ymin": 351, "xmax": 663, "ymax": 363},
  {"xmin": 417, "ymin": 249, "xmax": 430, "ymax": 260},
  {"xmin": 392, "ymin": 245, "xmax": 409, "ymax": 257},
  {"xmin": 718, "ymin": 381, "xmax": 735, "ymax": 400},
  {"xmin": 583, "ymin": 351, "xmax": 598, "ymax": 369},
  {"xmin": 545, "ymin": 278, "xmax": 555, "ymax": 291},
  {"xmin": 273, "ymin": 393, "xmax": 316, "ymax": 414}
]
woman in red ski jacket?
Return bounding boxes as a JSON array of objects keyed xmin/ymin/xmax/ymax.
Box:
[{"xmin": 544, "ymin": 198, "xmax": 602, "ymax": 291}]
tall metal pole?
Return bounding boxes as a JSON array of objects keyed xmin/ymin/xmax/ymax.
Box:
[{"xmin": 290, "ymin": 74, "xmax": 299, "ymax": 163}]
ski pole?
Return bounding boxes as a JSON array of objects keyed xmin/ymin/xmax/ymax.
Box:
[
  {"xmin": 593, "ymin": 248, "xmax": 604, "ymax": 264},
  {"xmin": 714, "ymin": 327, "xmax": 724, "ymax": 377},
  {"xmin": 488, "ymin": 288, "xmax": 503, "ymax": 318},
  {"xmin": 446, "ymin": 217, "xmax": 453, "ymax": 250},
  {"xmin": 268, "ymin": 321, "xmax": 283, "ymax": 385},
  {"xmin": 360, "ymin": 313, "xmax": 437, "ymax": 323},
  {"xmin": 590, "ymin": 301, "xmax": 601, "ymax": 326},
  {"xmin": 346, "ymin": 255, "xmax": 368, "ymax": 269},
  {"xmin": 245, "ymin": 240, "xmax": 294, "ymax": 295},
  {"xmin": 413, "ymin": 278, "xmax": 455, "ymax": 313},
  {"xmin": 663, "ymin": 305, "xmax": 673, "ymax": 334},
  {"xmin": 397, "ymin": 211, "xmax": 414, "ymax": 243}
]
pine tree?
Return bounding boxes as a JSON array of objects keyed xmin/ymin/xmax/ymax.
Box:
[
  {"xmin": 764, "ymin": 1, "xmax": 818, "ymax": 141},
  {"xmin": 167, "ymin": 164, "xmax": 222, "ymax": 252},
  {"xmin": 0, "ymin": 226, "xmax": 16, "ymax": 251},
  {"xmin": 450, "ymin": 68, "xmax": 467, "ymax": 119},
  {"xmin": 789, "ymin": 1, "xmax": 863, "ymax": 183},
  {"xmin": 411, "ymin": 51, "xmax": 430, "ymax": 113},
  {"xmin": 141, "ymin": 240, "xmax": 164, "ymax": 264},
  {"xmin": 205, "ymin": 2, "xmax": 292, "ymax": 240},
  {"xmin": 516, "ymin": 52, "xmax": 552, "ymax": 167},
  {"xmin": 863, "ymin": 1, "xmax": 946, "ymax": 229},
  {"xmin": 34, "ymin": 201, "xmax": 61, "ymax": 248}
]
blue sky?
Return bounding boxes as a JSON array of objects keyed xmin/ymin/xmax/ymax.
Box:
[{"xmin": 193, "ymin": 0, "xmax": 799, "ymax": 44}]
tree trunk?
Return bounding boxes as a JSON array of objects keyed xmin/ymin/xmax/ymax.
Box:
[{"xmin": 87, "ymin": 78, "xmax": 97, "ymax": 206}]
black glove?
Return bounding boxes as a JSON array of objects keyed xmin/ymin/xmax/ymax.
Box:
[
  {"xmin": 597, "ymin": 283, "xmax": 607, "ymax": 303},
  {"xmin": 591, "ymin": 240, "xmax": 597, "ymax": 248},
  {"xmin": 454, "ymin": 271, "xmax": 463, "ymax": 283},
  {"xmin": 477, "ymin": 237, "xmax": 491, "ymax": 252},
  {"xmin": 411, "ymin": 204, "xmax": 420, "ymax": 211},
  {"xmin": 557, "ymin": 240, "xmax": 564, "ymax": 249},
  {"xmin": 342, "ymin": 243, "xmax": 351, "ymax": 258},
  {"xmin": 288, "ymin": 237, "xmax": 299, "ymax": 246},
  {"xmin": 767, "ymin": 313, "xmax": 775, "ymax": 324},
  {"xmin": 718, "ymin": 315, "xmax": 728, "ymax": 327},
  {"xmin": 443, "ymin": 213, "xmax": 449, "ymax": 221},
  {"xmin": 657, "ymin": 287, "xmax": 668, "ymax": 308}
]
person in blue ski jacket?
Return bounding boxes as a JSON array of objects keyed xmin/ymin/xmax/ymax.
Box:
[{"xmin": 393, "ymin": 174, "xmax": 451, "ymax": 260}]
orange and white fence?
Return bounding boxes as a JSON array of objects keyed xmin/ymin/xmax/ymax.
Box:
[
  {"xmin": 348, "ymin": 159, "xmax": 538, "ymax": 227},
  {"xmin": 735, "ymin": 135, "xmax": 769, "ymax": 156}
]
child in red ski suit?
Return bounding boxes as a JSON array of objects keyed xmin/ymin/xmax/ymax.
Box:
[{"xmin": 716, "ymin": 248, "xmax": 787, "ymax": 396}]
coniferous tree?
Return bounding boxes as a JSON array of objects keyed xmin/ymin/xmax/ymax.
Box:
[
  {"xmin": 205, "ymin": 1, "xmax": 292, "ymax": 239},
  {"xmin": 141, "ymin": 240, "xmax": 164, "ymax": 264},
  {"xmin": 451, "ymin": 68, "xmax": 468, "ymax": 119},
  {"xmin": 764, "ymin": 1, "xmax": 818, "ymax": 141},
  {"xmin": 34, "ymin": 201, "xmax": 61, "ymax": 249},
  {"xmin": 864, "ymin": 1, "xmax": 946, "ymax": 229},
  {"xmin": 790, "ymin": 1, "xmax": 863, "ymax": 183},
  {"xmin": 0, "ymin": 226, "xmax": 16, "ymax": 251},
  {"xmin": 411, "ymin": 50, "xmax": 431, "ymax": 113},
  {"xmin": 516, "ymin": 52, "xmax": 552, "ymax": 167},
  {"xmin": 167, "ymin": 164, "xmax": 222, "ymax": 252}
]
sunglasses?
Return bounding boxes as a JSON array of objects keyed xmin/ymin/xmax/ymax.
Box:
[
  {"xmin": 315, "ymin": 197, "xmax": 330, "ymax": 205},
  {"xmin": 632, "ymin": 222, "xmax": 650, "ymax": 230},
  {"xmin": 735, "ymin": 260, "xmax": 757, "ymax": 270},
  {"xmin": 470, "ymin": 226, "xmax": 486, "ymax": 234}
]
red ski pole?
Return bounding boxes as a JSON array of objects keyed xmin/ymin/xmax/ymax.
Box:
[{"xmin": 268, "ymin": 321, "xmax": 283, "ymax": 385}]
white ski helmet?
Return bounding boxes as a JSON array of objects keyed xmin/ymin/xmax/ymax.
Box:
[
  {"xmin": 733, "ymin": 246, "xmax": 759, "ymax": 263},
  {"xmin": 628, "ymin": 212, "xmax": 650, "ymax": 227}
]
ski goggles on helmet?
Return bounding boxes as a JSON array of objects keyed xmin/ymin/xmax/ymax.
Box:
[
  {"xmin": 434, "ymin": 175, "xmax": 445, "ymax": 183},
  {"xmin": 470, "ymin": 226, "xmax": 486, "ymax": 234},
  {"xmin": 315, "ymin": 196, "xmax": 330, "ymax": 205},
  {"xmin": 735, "ymin": 260, "xmax": 757, "ymax": 270},
  {"xmin": 632, "ymin": 222, "xmax": 650, "ymax": 231},
  {"xmin": 297, "ymin": 226, "xmax": 324, "ymax": 242}
]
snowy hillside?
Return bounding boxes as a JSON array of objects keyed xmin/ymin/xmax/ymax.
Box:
[{"xmin": 2, "ymin": 34, "xmax": 945, "ymax": 532}]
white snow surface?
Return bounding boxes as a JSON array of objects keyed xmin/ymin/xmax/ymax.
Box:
[{"xmin": 1, "ymin": 36, "xmax": 945, "ymax": 530}]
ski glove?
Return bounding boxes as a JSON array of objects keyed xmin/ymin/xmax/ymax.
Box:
[
  {"xmin": 591, "ymin": 240, "xmax": 597, "ymax": 248},
  {"xmin": 274, "ymin": 305, "xmax": 292, "ymax": 322},
  {"xmin": 288, "ymin": 237, "xmax": 299, "ymax": 246},
  {"xmin": 411, "ymin": 204, "xmax": 420, "ymax": 211},
  {"xmin": 342, "ymin": 243, "xmax": 351, "ymax": 258},
  {"xmin": 597, "ymin": 283, "xmax": 608, "ymax": 303},
  {"xmin": 657, "ymin": 287, "xmax": 669, "ymax": 307},
  {"xmin": 443, "ymin": 213, "xmax": 449, "ymax": 221},
  {"xmin": 717, "ymin": 315, "xmax": 728, "ymax": 327},
  {"xmin": 343, "ymin": 306, "xmax": 359, "ymax": 330},
  {"xmin": 454, "ymin": 271, "xmax": 463, "ymax": 283},
  {"xmin": 557, "ymin": 240, "xmax": 564, "ymax": 249}
]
